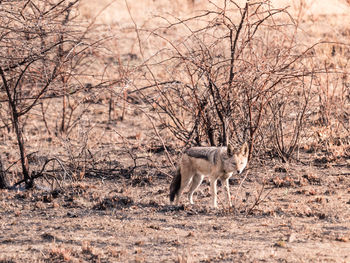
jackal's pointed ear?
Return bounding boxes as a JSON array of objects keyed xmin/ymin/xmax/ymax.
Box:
[
  {"xmin": 227, "ymin": 143, "xmax": 234, "ymax": 156},
  {"xmin": 240, "ymin": 142, "xmax": 249, "ymax": 157}
]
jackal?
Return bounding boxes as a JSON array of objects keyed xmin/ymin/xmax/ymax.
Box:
[{"xmin": 169, "ymin": 142, "xmax": 249, "ymax": 208}]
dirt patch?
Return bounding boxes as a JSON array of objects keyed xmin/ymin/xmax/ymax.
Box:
[{"xmin": 1, "ymin": 158, "xmax": 350, "ymax": 262}]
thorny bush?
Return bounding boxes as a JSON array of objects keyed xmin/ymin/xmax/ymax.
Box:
[
  {"xmin": 0, "ymin": 0, "xmax": 117, "ymax": 188},
  {"xmin": 133, "ymin": 0, "xmax": 349, "ymax": 161}
]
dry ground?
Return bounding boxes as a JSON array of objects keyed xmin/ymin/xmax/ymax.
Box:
[
  {"xmin": 1, "ymin": 0, "xmax": 350, "ymax": 262},
  {"xmin": 0, "ymin": 153, "xmax": 350, "ymax": 262}
]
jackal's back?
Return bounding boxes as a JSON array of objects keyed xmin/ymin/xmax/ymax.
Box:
[{"xmin": 184, "ymin": 147, "xmax": 225, "ymax": 165}]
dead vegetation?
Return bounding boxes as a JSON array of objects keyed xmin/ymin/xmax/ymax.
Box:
[{"xmin": 0, "ymin": 0, "xmax": 350, "ymax": 262}]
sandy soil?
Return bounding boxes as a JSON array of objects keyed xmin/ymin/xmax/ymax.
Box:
[{"xmin": 1, "ymin": 153, "xmax": 350, "ymax": 262}]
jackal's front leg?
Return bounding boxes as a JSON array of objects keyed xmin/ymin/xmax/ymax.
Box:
[{"xmin": 224, "ymin": 179, "xmax": 232, "ymax": 207}]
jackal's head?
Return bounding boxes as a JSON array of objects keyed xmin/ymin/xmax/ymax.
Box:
[{"xmin": 225, "ymin": 142, "xmax": 249, "ymax": 174}]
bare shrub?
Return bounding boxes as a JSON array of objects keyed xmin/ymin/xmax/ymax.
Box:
[
  {"xmin": 266, "ymin": 77, "xmax": 313, "ymax": 162},
  {"xmin": 130, "ymin": 1, "xmax": 349, "ymax": 163},
  {"xmin": 311, "ymin": 60, "xmax": 350, "ymax": 159},
  {"xmin": 0, "ymin": 0, "xmax": 117, "ymax": 188},
  {"xmin": 126, "ymin": 3, "xmax": 285, "ymax": 152}
]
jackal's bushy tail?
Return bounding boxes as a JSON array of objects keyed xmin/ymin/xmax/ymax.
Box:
[{"xmin": 169, "ymin": 167, "xmax": 181, "ymax": 202}]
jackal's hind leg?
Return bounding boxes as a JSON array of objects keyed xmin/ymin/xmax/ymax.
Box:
[
  {"xmin": 188, "ymin": 173, "xmax": 203, "ymax": 204},
  {"xmin": 175, "ymin": 173, "xmax": 192, "ymax": 205}
]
